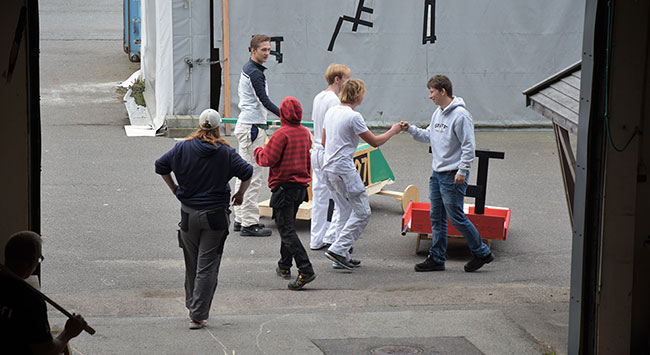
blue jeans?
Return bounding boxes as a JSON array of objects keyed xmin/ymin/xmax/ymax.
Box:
[{"xmin": 428, "ymin": 171, "xmax": 491, "ymax": 263}]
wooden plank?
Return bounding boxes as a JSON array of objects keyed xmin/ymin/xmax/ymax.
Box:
[
  {"xmin": 561, "ymin": 75, "xmax": 581, "ymax": 90},
  {"xmin": 530, "ymin": 97, "xmax": 579, "ymax": 132},
  {"xmin": 222, "ymin": 0, "xmax": 232, "ymax": 135},
  {"xmin": 522, "ymin": 62, "xmax": 581, "ymax": 96},
  {"xmin": 540, "ymin": 86, "xmax": 580, "ymax": 115},
  {"xmin": 572, "ymin": 70, "xmax": 581, "ymax": 79},
  {"xmin": 551, "ymin": 80, "xmax": 580, "ymax": 100},
  {"xmin": 530, "ymin": 101, "xmax": 578, "ymax": 133}
]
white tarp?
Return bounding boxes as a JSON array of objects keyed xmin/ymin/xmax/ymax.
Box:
[
  {"xmin": 140, "ymin": 0, "xmax": 583, "ymax": 128},
  {"xmin": 141, "ymin": 0, "xmax": 211, "ymax": 131}
]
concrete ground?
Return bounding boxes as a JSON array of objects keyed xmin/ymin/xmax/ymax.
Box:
[{"xmin": 38, "ymin": 1, "xmax": 571, "ymax": 354}]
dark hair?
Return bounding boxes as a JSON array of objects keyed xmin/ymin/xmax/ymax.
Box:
[
  {"xmin": 427, "ymin": 75, "xmax": 453, "ymax": 97},
  {"xmin": 5, "ymin": 231, "xmax": 41, "ymax": 267},
  {"xmin": 250, "ymin": 34, "xmax": 271, "ymax": 50}
]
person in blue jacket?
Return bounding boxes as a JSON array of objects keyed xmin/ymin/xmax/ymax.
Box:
[
  {"xmin": 155, "ymin": 109, "xmax": 252, "ymax": 329},
  {"xmin": 232, "ymin": 34, "xmax": 280, "ymax": 237},
  {"xmin": 401, "ymin": 75, "xmax": 494, "ymax": 273}
]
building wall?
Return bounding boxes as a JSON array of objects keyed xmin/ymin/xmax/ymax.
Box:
[{"xmin": 0, "ymin": 0, "xmax": 32, "ymax": 263}]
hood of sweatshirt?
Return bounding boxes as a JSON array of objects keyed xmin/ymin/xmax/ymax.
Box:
[
  {"xmin": 189, "ymin": 136, "xmax": 221, "ymax": 157},
  {"xmin": 441, "ymin": 96, "xmax": 466, "ymax": 115},
  {"xmin": 280, "ymin": 96, "xmax": 302, "ymax": 126}
]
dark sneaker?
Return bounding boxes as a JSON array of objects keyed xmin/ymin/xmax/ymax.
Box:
[
  {"xmin": 235, "ymin": 221, "xmax": 264, "ymax": 232},
  {"xmin": 324, "ymin": 251, "xmax": 354, "ymax": 270},
  {"xmin": 414, "ymin": 255, "xmax": 445, "ymax": 272},
  {"xmin": 464, "ymin": 252, "xmax": 494, "ymax": 272},
  {"xmin": 310, "ymin": 243, "xmax": 331, "ymax": 251},
  {"xmin": 189, "ymin": 319, "xmax": 207, "ymax": 329},
  {"xmin": 332, "ymin": 259, "xmax": 360, "ymax": 269},
  {"xmin": 276, "ymin": 267, "xmax": 291, "ymax": 279},
  {"xmin": 288, "ymin": 273, "xmax": 317, "ymax": 290},
  {"xmin": 241, "ymin": 224, "xmax": 272, "ymax": 237}
]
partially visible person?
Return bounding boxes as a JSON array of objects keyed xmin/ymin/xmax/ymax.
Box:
[
  {"xmin": 400, "ymin": 74, "xmax": 494, "ymax": 273},
  {"xmin": 309, "ymin": 64, "xmax": 350, "ymax": 251},
  {"xmin": 254, "ymin": 97, "xmax": 316, "ymax": 290},
  {"xmin": 155, "ymin": 109, "xmax": 253, "ymax": 328},
  {"xmin": 233, "ymin": 34, "xmax": 279, "ymax": 237},
  {"xmin": 0, "ymin": 230, "xmax": 87, "ymax": 354},
  {"xmin": 322, "ymin": 79, "xmax": 401, "ymax": 269}
]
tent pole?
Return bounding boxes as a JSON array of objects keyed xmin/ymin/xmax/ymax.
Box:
[{"xmin": 222, "ymin": 0, "xmax": 232, "ymax": 135}]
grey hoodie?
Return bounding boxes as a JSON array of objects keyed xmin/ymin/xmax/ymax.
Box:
[{"xmin": 407, "ymin": 96, "xmax": 476, "ymax": 176}]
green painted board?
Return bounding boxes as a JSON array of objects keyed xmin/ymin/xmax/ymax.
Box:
[
  {"xmin": 353, "ymin": 143, "xmax": 395, "ymax": 186},
  {"xmin": 369, "ymin": 148, "xmax": 395, "ymax": 183},
  {"xmin": 221, "ymin": 117, "xmax": 313, "ymax": 128}
]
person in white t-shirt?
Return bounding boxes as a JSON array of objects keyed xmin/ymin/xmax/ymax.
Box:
[
  {"xmin": 321, "ymin": 79, "xmax": 401, "ymax": 269},
  {"xmin": 309, "ymin": 64, "xmax": 350, "ymax": 251}
]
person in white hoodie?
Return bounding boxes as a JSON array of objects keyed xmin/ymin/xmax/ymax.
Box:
[{"xmin": 400, "ymin": 75, "xmax": 494, "ymax": 273}]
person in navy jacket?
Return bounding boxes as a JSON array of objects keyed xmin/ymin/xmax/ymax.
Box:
[{"xmin": 155, "ymin": 109, "xmax": 252, "ymax": 329}]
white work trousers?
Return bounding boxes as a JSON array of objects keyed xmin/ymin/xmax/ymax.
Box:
[
  {"xmin": 323, "ymin": 169, "xmax": 371, "ymax": 261},
  {"xmin": 233, "ymin": 122, "xmax": 267, "ymax": 227},
  {"xmin": 310, "ymin": 148, "xmax": 340, "ymax": 249}
]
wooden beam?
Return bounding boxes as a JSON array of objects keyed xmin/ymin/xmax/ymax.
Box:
[{"xmin": 222, "ymin": 0, "xmax": 232, "ymax": 135}]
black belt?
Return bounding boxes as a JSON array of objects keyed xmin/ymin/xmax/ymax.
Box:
[{"xmin": 437, "ymin": 169, "xmax": 458, "ymax": 175}]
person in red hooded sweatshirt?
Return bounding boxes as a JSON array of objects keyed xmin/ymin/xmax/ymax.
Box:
[{"xmin": 254, "ymin": 96, "xmax": 316, "ymax": 290}]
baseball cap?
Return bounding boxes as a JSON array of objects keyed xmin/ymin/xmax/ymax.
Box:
[{"xmin": 198, "ymin": 109, "xmax": 221, "ymax": 130}]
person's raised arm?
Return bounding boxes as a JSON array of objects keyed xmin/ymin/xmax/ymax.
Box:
[
  {"xmin": 254, "ymin": 134, "xmax": 285, "ymax": 167},
  {"xmin": 359, "ymin": 123, "xmax": 401, "ymax": 148}
]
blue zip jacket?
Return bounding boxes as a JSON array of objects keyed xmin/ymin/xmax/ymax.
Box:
[{"xmin": 155, "ymin": 138, "xmax": 253, "ymax": 210}]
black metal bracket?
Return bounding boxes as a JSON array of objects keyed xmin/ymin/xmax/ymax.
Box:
[
  {"xmin": 270, "ymin": 36, "xmax": 284, "ymax": 63},
  {"xmin": 465, "ymin": 150, "xmax": 505, "ymax": 214},
  {"xmin": 422, "ymin": 0, "xmax": 437, "ymax": 44},
  {"xmin": 328, "ymin": 0, "xmax": 374, "ymax": 51}
]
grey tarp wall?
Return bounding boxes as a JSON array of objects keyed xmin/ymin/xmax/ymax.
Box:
[
  {"xmin": 142, "ymin": 1, "xmax": 583, "ymax": 129},
  {"xmin": 141, "ymin": 0, "xmax": 211, "ymax": 130},
  {"xmin": 223, "ymin": 0, "xmax": 583, "ymax": 127}
]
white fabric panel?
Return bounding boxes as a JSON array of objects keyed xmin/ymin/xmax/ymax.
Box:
[
  {"xmin": 223, "ymin": 0, "xmax": 583, "ymax": 127},
  {"xmin": 140, "ymin": 0, "xmax": 212, "ymax": 131},
  {"xmin": 140, "ymin": 0, "xmax": 155, "ymax": 93},
  {"xmin": 140, "ymin": 0, "xmax": 157, "ymax": 126},
  {"xmin": 151, "ymin": 0, "xmax": 173, "ymax": 130}
]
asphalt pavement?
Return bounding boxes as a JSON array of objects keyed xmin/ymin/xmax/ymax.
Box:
[{"xmin": 38, "ymin": 1, "xmax": 571, "ymax": 354}]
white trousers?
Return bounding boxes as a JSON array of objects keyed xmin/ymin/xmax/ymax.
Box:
[
  {"xmin": 310, "ymin": 148, "xmax": 340, "ymax": 248},
  {"xmin": 233, "ymin": 122, "xmax": 267, "ymax": 227},
  {"xmin": 324, "ymin": 169, "xmax": 371, "ymax": 261}
]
